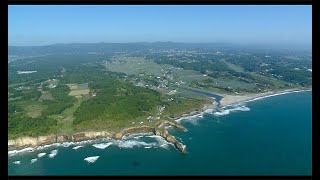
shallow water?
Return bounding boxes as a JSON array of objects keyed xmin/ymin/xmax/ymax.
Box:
[{"xmin": 8, "ymin": 91, "xmax": 312, "ymax": 175}]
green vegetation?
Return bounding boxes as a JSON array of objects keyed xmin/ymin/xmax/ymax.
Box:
[
  {"xmin": 8, "ymin": 113, "xmax": 57, "ymax": 139},
  {"xmin": 73, "ymin": 77, "xmax": 163, "ymax": 131},
  {"xmin": 162, "ymin": 95, "xmax": 208, "ymax": 118},
  {"xmin": 105, "ymin": 56, "xmax": 172, "ymax": 76},
  {"xmin": 8, "ymin": 43, "xmax": 312, "ymax": 139},
  {"xmin": 41, "ymin": 85, "xmax": 76, "ymax": 116}
]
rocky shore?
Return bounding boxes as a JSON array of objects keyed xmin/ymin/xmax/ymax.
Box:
[
  {"xmin": 8, "ymin": 100, "xmax": 216, "ymax": 154},
  {"xmin": 156, "ymin": 120, "xmax": 188, "ymax": 131},
  {"xmin": 8, "ymin": 125, "xmax": 187, "ymax": 154}
]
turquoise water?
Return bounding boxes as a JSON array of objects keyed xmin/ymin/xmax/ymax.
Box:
[{"xmin": 8, "ymin": 91, "xmax": 312, "ymax": 176}]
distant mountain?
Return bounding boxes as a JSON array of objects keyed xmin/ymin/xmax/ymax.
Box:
[
  {"xmin": 8, "ymin": 42, "xmax": 232, "ymax": 56},
  {"xmin": 8, "ymin": 42, "xmax": 310, "ymax": 56}
]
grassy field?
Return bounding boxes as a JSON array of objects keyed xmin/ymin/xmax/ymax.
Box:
[
  {"xmin": 12, "ymin": 100, "xmax": 47, "ymax": 118},
  {"xmin": 68, "ymin": 89, "xmax": 90, "ymax": 97},
  {"xmin": 23, "ymin": 101, "xmax": 46, "ymax": 118},
  {"xmin": 106, "ymin": 56, "xmax": 172, "ymax": 76},
  {"xmin": 250, "ymin": 72, "xmax": 291, "ymax": 89},
  {"xmin": 67, "ymin": 83, "xmax": 89, "ymax": 90},
  {"xmin": 223, "ymin": 60, "xmax": 245, "ymax": 73},
  {"xmin": 67, "ymin": 83, "xmax": 90, "ymax": 97},
  {"xmin": 49, "ymin": 95, "xmax": 90, "ymax": 134},
  {"xmin": 38, "ymin": 91, "xmax": 54, "ymax": 101},
  {"xmin": 175, "ymin": 69, "xmax": 208, "ymax": 83},
  {"xmin": 66, "ymin": 84, "xmax": 78, "ymax": 90}
]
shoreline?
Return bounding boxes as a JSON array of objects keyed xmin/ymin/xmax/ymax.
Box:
[
  {"xmin": 8, "ymin": 87, "xmax": 311, "ymax": 155},
  {"xmin": 172, "ymin": 87, "xmax": 311, "ymax": 122},
  {"xmin": 218, "ymin": 87, "xmax": 311, "ymax": 107},
  {"xmin": 8, "ymin": 126, "xmax": 187, "ymax": 154}
]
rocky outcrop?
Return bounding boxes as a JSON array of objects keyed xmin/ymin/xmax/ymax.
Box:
[
  {"xmin": 71, "ymin": 131, "xmax": 115, "ymax": 141},
  {"xmin": 155, "ymin": 129, "xmax": 186, "ymax": 154},
  {"xmin": 8, "ymin": 126, "xmax": 187, "ymax": 154},
  {"xmin": 156, "ymin": 120, "xmax": 187, "ymax": 132},
  {"xmin": 120, "ymin": 126, "xmax": 156, "ymax": 137}
]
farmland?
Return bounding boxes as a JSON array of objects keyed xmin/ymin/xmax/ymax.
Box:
[{"xmin": 8, "ymin": 42, "xmax": 312, "ymax": 139}]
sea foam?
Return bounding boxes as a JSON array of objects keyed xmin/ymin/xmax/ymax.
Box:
[
  {"xmin": 117, "ymin": 140, "xmax": 156, "ymax": 148},
  {"xmin": 72, "ymin": 146, "xmax": 83, "ymax": 150},
  {"xmin": 214, "ymin": 104, "xmax": 250, "ymax": 116},
  {"xmin": 176, "ymin": 111, "xmax": 205, "ymax": 123},
  {"xmin": 37, "ymin": 153, "xmax": 46, "ymax": 158},
  {"xmin": 48, "ymin": 150, "xmax": 58, "ymax": 158},
  {"xmin": 8, "ymin": 147, "xmax": 34, "ymax": 156},
  {"xmin": 122, "ymin": 132, "xmax": 154, "ymax": 140},
  {"xmin": 146, "ymin": 135, "xmax": 173, "ymax": 149},
  {"xmin": 13, "ymin": 161, "xmax": 21, "ymax": 165},
  {"xmin": 9, "ymin": 139, "xmax": 99, "ymax": 156},
  {"xmin": 31, "ymin": 158, "xmax": 37, "ymax": 164},
  {"xmin": 92, "ymin": 142, "xmax": 113, "ymax": 149}
]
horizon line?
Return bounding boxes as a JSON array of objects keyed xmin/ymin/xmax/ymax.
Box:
[{"xmin": 8, "ymin": 41, "xmax": 311, "ymax": 48}]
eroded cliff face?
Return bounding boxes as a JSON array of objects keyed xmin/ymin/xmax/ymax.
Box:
[
  {"xmin": 119, "ymin": 126, "xmax": 156, "ymax": 138},
  {"xmin": 8, "ymin": 132, "xmax": 114, "ymax": 151},
  {"xmin": 8, "ymin": 126, "xmax": 187, "ymax": 153}
]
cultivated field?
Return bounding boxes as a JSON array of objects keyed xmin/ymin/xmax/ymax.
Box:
[
  {"xmin": 67, "ymin": 83, "xmax": 90, "ymax": 97},
  {"xmin": 105, "ymin": 56, "xmax": 172, "ymax": 76},
  {"xmin": 68, "ymin": 89, "xmax": 90, "ymax": 97}
]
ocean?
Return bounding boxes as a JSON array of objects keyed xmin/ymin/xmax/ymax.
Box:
[{"xmin": 8, "ymin": 91, "xmax": 312, "ymax": 176}]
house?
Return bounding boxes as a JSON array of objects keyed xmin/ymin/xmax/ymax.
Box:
[
  {"xmin": 91, "ymin": 90, "xmax": 97, "ymax": 97},
  {"xmin": 49, "ymin": 84, "xmax": 57, "ymax": 88}
]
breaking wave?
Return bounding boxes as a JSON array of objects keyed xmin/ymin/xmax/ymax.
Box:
[
  {"xmin": 92, "ymin": 142, "xmax": 113, "ymax": 149},
  {"xmin": 122, "ymin": 132, "xmax": 154, "ymax": 140},
  {"xmin": 133, "ymin": 135, "xmax": 144, "ymax": 139},
  {"xmin": 146, "ymin": 135, "xmax": 173, "ymax": 149},
  {"xmin": 8, "ymin": 133, "xmax": 175, "ymax": 158},
  {"xmin": 8, "ymin": 139, "xmax": 99, "ymax": 156},
  {"xmin": 13, "ymin": 161, "xmax": 21, "ymax": 165},
  {"xmin": 72, "ymin": 146, "xmax": 83, "ymax": 150},
  {"xmin": 48, "ymin": 149, "xmax": 58, "ymax": 158},
  {"xmin": 84, "ymin": 156, "xmax": 99, "ymax": 163},
  {"xmin": 94, "ymin": 134, "xmax": 174, "ymax": 150},
  {"xmin": 214, "ymin": 104, "xmax": 250, "ymax": 116},
  {"xmin": 116, "ymin": 140, "xmax": 157, "ymax": 148},
  {"xmin": 31, "ymin": 158, "xmax": 37, "ymax": 164},
  {"xmin": 176, "ymin": 112, "xmax": 205, "ymax": 123},
  {"xmin": 37, "ymin": 153, "xmax": 46, "ymax": 158},
  {"xmin": 8, "ymin": 147, "xmax": 34, "ymax": 156}
]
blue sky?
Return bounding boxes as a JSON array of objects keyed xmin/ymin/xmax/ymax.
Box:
[{"xmin": 8, "ymin": 5, "xmax": 312, "ymax": 47}]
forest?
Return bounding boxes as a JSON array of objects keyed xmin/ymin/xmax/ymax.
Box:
[{"xmin": 8, "ymin": 43, "xmax": 312, "ymax": 138}]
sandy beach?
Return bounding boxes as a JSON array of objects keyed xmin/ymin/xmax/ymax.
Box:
[{"xmin": 219, "ymin": 87, "xmax": 311, "ymax": 107}]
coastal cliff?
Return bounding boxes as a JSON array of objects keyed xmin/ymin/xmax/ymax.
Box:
[
  {"xmin": 8, "ymin": 126, "xmax": 187, "ymax": 154},
  {"xmin": 156, "ymin": 120, "xmax": 187, "ymax": 131},
  {"xmin": 155, "ymin": 128, "xmax": 186, "ymax": 153},
  {"xmin": 8, "ymin": 94, "xmax": 217, "ymax": 155}
]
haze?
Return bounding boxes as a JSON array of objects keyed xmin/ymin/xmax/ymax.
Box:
[{"xmin": 8, "ymin": 5, "xmax": 312, "ymax": 49}]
